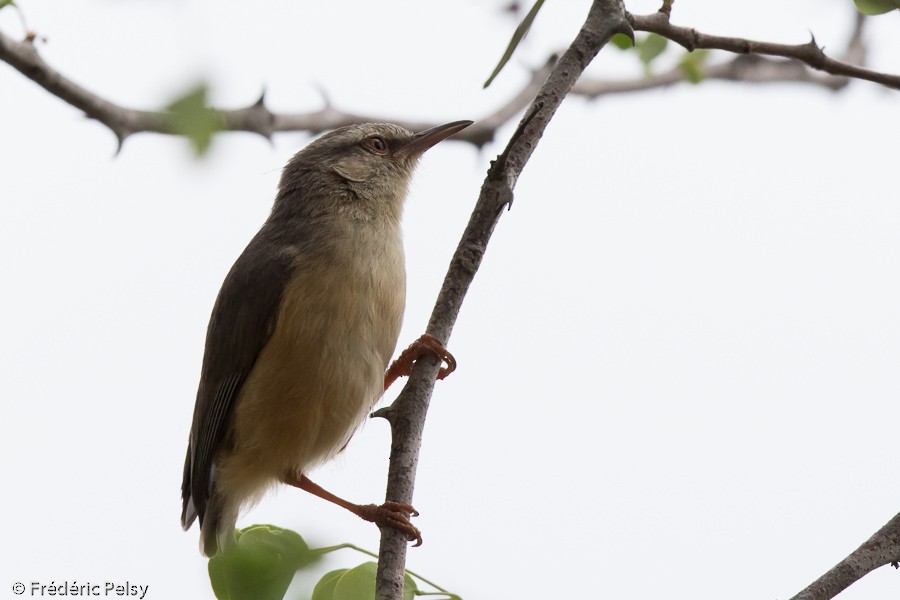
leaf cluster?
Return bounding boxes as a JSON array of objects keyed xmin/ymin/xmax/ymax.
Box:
[{"xmin": 208, "ymin": 525, "xmax": 460, "ymax": 600}]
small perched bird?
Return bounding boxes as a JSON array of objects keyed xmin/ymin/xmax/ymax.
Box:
[{"xmin": 181, "ymin": 120, "xmax": 472, "ymax": 556}]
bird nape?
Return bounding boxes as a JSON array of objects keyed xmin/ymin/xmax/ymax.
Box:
[{"xmin": 181, "ymin": 120, "xmax": 472, "ymax": 557}]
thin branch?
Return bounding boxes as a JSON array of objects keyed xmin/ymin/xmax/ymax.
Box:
[
  {"xmin": 1, "ymin": 5, "xmax": 895, "ymax": 155},
  {"xmin": 629, "ymin": 11, "xmax": 900, "ymax": 90},
  {"xmin": 573, "ymin": 54, "xmax": 851, "ymax": 98},
  {"xmin": 370, "ymin": 1, "xmax": 633, "ymax": 599},
  {"xmin": 789, "ymin": 512, "xmax": 900, "ymax": 600},
  {"xmin": 571, "ymin": 8, "xmax": 869, "ymax": 98},
  {"xmin": 0, "ymin": 28, "xmax": 519, "ymax": 149},
  {"xmin": 3, "ymin": 6, "xmax": 894, "ymax": 155},
  {"xmin": 0, "ymin": 31, "xmax": 168, "ymax": 147}
]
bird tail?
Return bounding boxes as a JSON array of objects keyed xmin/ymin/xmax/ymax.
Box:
[
  {"xmin": 184, "ymin": 486, "xmax": 238, "ymax": 557},
  {"xmin": 199, "ymin": 490, "xmax": 237, "ymax": 557},
  {"xmin": 181, "ymin": 444, "xmax": 237, "ymax": 557}
]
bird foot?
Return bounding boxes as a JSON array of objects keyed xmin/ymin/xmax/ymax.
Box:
[
  {"xmin": 384, "ymin": 333, "xmax": 456, "ymax": 390},
  {"xmin": 354, "ymin": 501, "xmax": 423, "ymax": 547}
]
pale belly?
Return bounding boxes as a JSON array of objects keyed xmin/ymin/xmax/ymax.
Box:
[{"xmin": 215, "ymin": 241, "xmax": 405, "ymax": 506}]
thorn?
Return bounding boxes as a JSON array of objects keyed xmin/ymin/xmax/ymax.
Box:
[
  {"xmin": 254, "ymin": 88, "xmax": 267, "ymax": 108},
  {"xmin": 616, "ymin": 12, "xmax": 636, "ymax": 43},
  {"xmin": 371, "ymin": 406, "xmax": 393, "ymax": 421},
  {"xmin": 807, "ymin": 31, "xmax": 818, "ymax": 48},
  {"xmin": 312, "ymin": 81, "xmax": 332, "ymax": 108},
  {"xmin": 113, "ymin": 131, "xmax": 128, "ymax": 157},
  {"xmin": 617, "ymin": 25, "xmax": 636, "ymax": 46},
  {"xmin": 659, "ymin": 0, "xmax": 674, "ymax": 17},
  {"xmin": 493, "ymin": 99, "xmax": 543, "ymax": 175},
  {"xmin": 469, "ymin": 126, "xmax": 494, "ymax": 149}
]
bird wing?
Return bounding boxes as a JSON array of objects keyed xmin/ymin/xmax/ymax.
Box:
[{"xmin": 181, "ymin": 224, "xmax": 296, "ymax": 528}]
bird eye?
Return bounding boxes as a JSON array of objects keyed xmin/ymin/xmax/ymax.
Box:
[{"xmin": 364, "ymin": 135, "xmax": 388, "ymax": 155}]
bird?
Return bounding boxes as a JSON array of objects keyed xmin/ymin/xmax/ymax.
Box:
[{"xmin": 181, "ymin": 120, "xmax": 472, "ymax": 556}]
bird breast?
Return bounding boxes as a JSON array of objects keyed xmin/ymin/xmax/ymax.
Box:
[{"xmin": 226, "ymin": 217, "xmax": 406, "ymax": 482}]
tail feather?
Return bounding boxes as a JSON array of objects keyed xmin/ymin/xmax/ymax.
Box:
[
  {"xmin": 182, "ymin": 441, "xmax": 241, "ymax": 556},
  {"xmin": 181, "ymin": 444, "xmax": 197, "ymax": 530},
  {"xmin": 199, "ymin": 491, "xmax": 237, "ymax": 557},
  {"xmin": 181, "ymin": 497, "xmax": 198, "ymax": 531}
]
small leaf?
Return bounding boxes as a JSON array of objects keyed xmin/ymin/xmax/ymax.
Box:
[
  {"xmin": 637, "ymin": 33, "xmax": 668, "ymax": 66},
  {"xmin": 311, "ymin": 569, "xmax": 348, "ymax": 600},
  {"xmin": 610, "ymin": 33, "xmax": 635, "ymax": 50},
  {"xmin": 164, "ymin": 82, "xmax": 225, "ymax": 156},
  {"xmin": 853, "ymin": 0, "xmax": 900, "ymax": 14},
  {"xmin": 0, "ymin": 0, "xmax": 17, "ymax": 10},
  {"xmin": 678, "ymin": 49, "xmax": 710, "ymax": 84},
  {"xmin": 401, "ymin": 573, "xmax": 418, "ymax": 600},
  {"xmin": 483, "ymin": 0, "xmax": 545, "ymax": 88},
  {"xmin": 332, "ymin": 562, "xmax": 377, "ymax": 600},
  {"xmin": 208, "ymin": 525, "xmax": 320, "ymax": 600},
  {"xmin": 310, "ymin": 562, "xmax": 417, "ymax": 600}
]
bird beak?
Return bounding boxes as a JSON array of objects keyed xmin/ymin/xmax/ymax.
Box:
[{"xmin": 396, "ymin": 120, "xmax": 474, "ymax": 158}]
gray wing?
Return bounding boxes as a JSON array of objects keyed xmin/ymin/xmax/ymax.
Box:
[{"xmin": 181, "ymin": 223, "xmax": 297, "ymax": 529}]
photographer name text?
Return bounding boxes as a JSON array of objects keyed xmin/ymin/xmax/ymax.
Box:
[{"xmin": 13, "ymin": 581, "xmax": 148, "ymax": 598}]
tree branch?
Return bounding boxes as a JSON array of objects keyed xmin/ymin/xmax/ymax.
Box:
[
  {"xmin": 572, "ymin": 53, "xmax": 852, "ymax": 98},
  {"xmin": 573, "ymin": 10, "xmax": 868, "ymax": 96},
  {"xmin": 789, "ymin": 511, "xmax": 900, "ymax": 600},
  {"xmin": 628, "ymin": 10, "xmax": 900, "ymax": 91},
  {"xmin": 0, "ymin": 28, "xmax": 526, "ymax": 149},
  {"xmin": 370, "ymin": 1, "xmax": 633, "ymax": 599},
  {"xmin": 0, "ymin": 31, "xmax": 168, "ymax": 146},
  {"xmin": 1, "ymin": 6, "xmax": 894, "ymax": 156}
]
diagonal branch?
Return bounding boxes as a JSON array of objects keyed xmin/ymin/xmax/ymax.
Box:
[
  {"xmin": 789, "ymin": 511, "xmax": 900, "ymax": 600},
  {"xmin": 0, "ymin": 28, "xmax": 528, "ymax": 149},
  {"xmin": 370, "ymin": 1, "xmax": 633, "ymax": 599},
  {"xmin": 629, "ymin": 10, "xmax": 900, "ymax": 90},
  {"xmin": 0, "ymin": 30, "xmax": 168, "ymax": 145}
]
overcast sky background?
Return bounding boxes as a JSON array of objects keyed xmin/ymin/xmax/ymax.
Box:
[{"xmin": 2, "ymin": 1, "xmax": 899, "ymax": 599}]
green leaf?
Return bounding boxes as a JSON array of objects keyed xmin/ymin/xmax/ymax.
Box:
[
  {"xmin": 311, "ymin": 569, "xmax": 348, "ymax": 600},
  {"xmin": 310, "ymin": 562, "xmax": 417, "ymax": 600},
  {"xmin": 678, "ymin": 49, "xmax": 710, "ymax": 84},
  {"xmin": 853, "ymin": 0, "xmax": 900, "ymax": 14},
  {"xmin": 401, "ymin": 573, "xmax": 418, "ymax": 600},
  {"xmin": 332, "ymin": 562, "xmax": 377, "ymax": 600},
  {"xmin": 0, "ymin": 0, "xmax": 16, "ymax": 11},
  {"xmin": 610, "ymin": 33, "xmax": 635, "ymax": 50},
  {"xmin": 164, "ymin": 82, "xmax": 225, "ymax": 156},
  {"xmin": 637, "ymin": 33, "xmax": 668, "ymax": 66},
  {"xmin": 208, "ymin": 525, "xmax": 320, "ymax": 600},
  {"xmin": 483, "ymin": 0, "xmax": 546, "ymax": 88}
]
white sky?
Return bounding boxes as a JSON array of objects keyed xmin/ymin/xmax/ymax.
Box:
[{"xmin": 2, "ymin": 1, "xmax": 899, "ymax": 599}]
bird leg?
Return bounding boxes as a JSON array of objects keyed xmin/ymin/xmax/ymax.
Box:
[
  {"xmin": 384, "ymin": 333, "xmax": 456, "ymax": 391},
  {"xmin": 285, "ymin": 474, "xmax": 423, "ymax": 546}
]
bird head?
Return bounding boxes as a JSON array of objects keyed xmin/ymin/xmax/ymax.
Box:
[{"xmin": 275, "ymin": 121, "xmax": 472, "ymax": 221}]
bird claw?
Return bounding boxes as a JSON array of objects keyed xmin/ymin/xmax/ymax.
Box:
[
  {"xmin": 355, "ymin": 501, "xmax": 423, "ymax": 547},
  {"xmin": 384, "ymin": 333, "xmax": 456, "ymax": 390}
]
